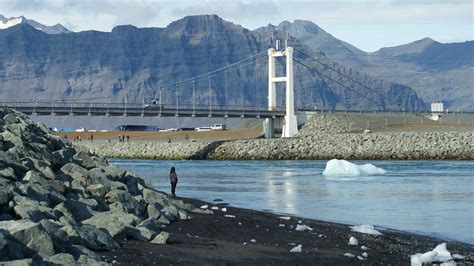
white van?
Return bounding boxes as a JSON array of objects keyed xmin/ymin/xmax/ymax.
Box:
[
  {"xmin": 195, "ymin": 127, "xmax": 211, "ymax": 132},
  {"xmin": 211, "ymin": 124, "xmax": 226, "ymax": 131}
]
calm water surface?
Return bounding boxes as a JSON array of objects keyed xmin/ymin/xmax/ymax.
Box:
[{"xmin": 108, "ymin": 159, "xmax": 474, "ymax": 244}]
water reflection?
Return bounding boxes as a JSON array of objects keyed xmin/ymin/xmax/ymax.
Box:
[{"xmin": 264, "ymin": 168, "xmax": 297, "ymax": 213}]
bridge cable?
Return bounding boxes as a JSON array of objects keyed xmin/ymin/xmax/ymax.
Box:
[{"xmin": 293, "ymin": 58, "xmax": 383, "ymax": 109}]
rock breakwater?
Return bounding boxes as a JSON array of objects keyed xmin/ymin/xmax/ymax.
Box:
[
  {"xmin": 79, "ymin": 141, "xmax": 221, "ymax": 160},
  {"xmin": 0, "ymin": 107, "xmax": 210, "ymax": 264},
  {"xmin": 79, "ymin": 115, "xmax": 473, "ymax": 160},
  {"xmin": 208, "ymin": 115, "xmax": 473, "ymax": 160}
]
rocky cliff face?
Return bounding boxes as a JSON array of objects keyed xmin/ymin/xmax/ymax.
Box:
[
  {"xmin": 0, "ymin": 15, "xmax": 425, "ymax": 111},
  {"xmin": 0, "ymin": 107, "xmax": 209, "ymax": 264}
]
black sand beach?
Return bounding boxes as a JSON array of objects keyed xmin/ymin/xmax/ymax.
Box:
[{"xmin": 99, "ymin": 197, "xmax": 474, "ymax": 265}]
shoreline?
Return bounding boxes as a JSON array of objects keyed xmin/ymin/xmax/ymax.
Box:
[
  {"xmin": 98, "ymin": 196, "xmax": 474, "ymax": 265},
  {"xmin": 77, "ymin": 130, "xmax": 474, "ymax": 161},
  {"xmin": 74, "ymin": 114, "xmax": 474, "ymax": 161}
]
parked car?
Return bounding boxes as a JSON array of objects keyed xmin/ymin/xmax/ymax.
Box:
[
  {"xmin": 75, "ymin": 127, "xmax": 86, "ymax": 132},
  {"xmin": 143, "ymin": 99, "xmax": 161, "ymax": 108},
  {"xmin": 195, "ymin": 127, "xmax": 211, "ymax": 132},
  {"xmin": 211, "ymin": 124, "xmax": 226, "ymax": 131}
]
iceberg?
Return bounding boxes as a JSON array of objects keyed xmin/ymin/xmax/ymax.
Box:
[{"xmin": 323, "ymin": 159, "xmax": 386, "ymax": 176}]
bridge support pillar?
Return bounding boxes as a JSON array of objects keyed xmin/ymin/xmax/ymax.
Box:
[
  {"xmin": 266, "ymin": 46, "xmax": 298, "ymax": 138},
  {"xmin": 264, "ymin": 118, "xmax": 274, "ymax": 138}
]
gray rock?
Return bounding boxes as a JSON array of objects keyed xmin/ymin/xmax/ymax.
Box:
[
  {"xmin": 0, "ymin": 220, "xmax": 55, "ymax": 257},
  {"xmin": 44, "ymin": 253, "xmax": 76, "ymax": 265},
  {"xmin": 0, "ymin": 167, "xmax": 17, "ymax": 181},
  {"xmin": 54, "ymin": 199, "xmax": 95, "ymax": 222},
  {"xmin": 82, "ymin": 211, "xmax": 141, "ymax": 239},
  {"xmin": 60, "ymin": 163, "xmax": 88, "ymax": 182},
  {"xmin": 147, "ymin": 203, "xmax": 163, "ymax": 220},
  {"xmin": 62, "ymin": 224, "xmax": 118, "ymax": 250},
  {"xmin": 73, "ymin": 150, "xmax": 106, "ymax": 170},
  {"xmin": 106, "ymin": 190, "xmax": 146, "ymax": 217},
  {"xmin": 125, "ymin": 226, "xmax": 156, "ymax": 241},
  {"xmin": 137, "ymin": 218, "xmax": 164, "ymax": 232},
  {"xmin": 52, "ymin": 148, "xmax": 76, "ymax": 166},
  {"xmin": 0, "ymin": 230, "xmax": 31, "ymax": 261},
  {"xmin": 0, "ymin": 259, "xmax": 34, "ymax": 266},
  {"xmin": 150, "ymin": 231, "xmax": 170, "ymax": 244}
]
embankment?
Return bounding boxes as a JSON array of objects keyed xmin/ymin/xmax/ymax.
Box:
[
  {"xmin": 0, "ymin": 107, "xmax": 210, "ymax": 264},
  {"xmin": 78, "ymin": 115, "xmax": 473, "ymax": 160}
]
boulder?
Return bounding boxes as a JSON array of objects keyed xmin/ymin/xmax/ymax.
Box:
[
  {"xmin": 137, "ymin": 218, "xmax": 164, "ymax": 232},
  {"xmin": 52, "ymin": 148, "xmax": 76, "ymax": 166},
  {"xmin": 0, "ymin": 259, "xmax": 33, "ymax": 266},
  {"xmin": 0, "ymin": 229, "xmax": 32, "ymax": 261},
  {"xmin": 88, "ymin": 166, "xmax": 125, "ymax": 183},
  {"xmin": 142, "ymin": 188, "xmax": 172, "ymax": 208},
  {"xmin": 44, "ymin": 253, "xmax": 76, "ymax": 265},
  {"xmin": 125, "ymin": 226, "xmax": 157, "ymax": 241},
  {"xmin": 150, "ymin": 231, "xmax": 170, "ymax": 244},
  {"xmin": 62, "ymin": 224, "xmax": 118, "ymax": 250},
  {"xmin": 0, "ymin": 167, "xmax": 17, "ymax": 181},
  {"xmin": 82, "ymin": 211, "xmax": 141, "ymax": 239},
  {"xmin": 105, "ymin": 190, "xmax": 146, "ymax": 217},
  {"xmin": 73, "ymin": 150, "xmax": 107, "ymax": 170},
  {"xmin": 59, "ymin": 163, "xmax": 88, "ymax": 182},
  {"xmin": 0, "ymin": 220, "xmax": 55, "ymax": 257},
  {"xmin": 54, "ymin": 199, "xmax": 95, "ymax": 222}
]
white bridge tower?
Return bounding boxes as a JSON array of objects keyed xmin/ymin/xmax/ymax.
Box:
[{"xmin": 264, "ymin": 44, "xmax": 298, "ymax": 138}]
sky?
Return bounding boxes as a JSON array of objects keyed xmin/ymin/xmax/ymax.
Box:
[{"xmin": 1, "ymin": 0, "xmax": 473, "ymax": 52}]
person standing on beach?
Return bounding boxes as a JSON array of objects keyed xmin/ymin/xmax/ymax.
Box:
[{"xmin": 169, "ymin": 166, "xmax": 178, "ymax": 197}]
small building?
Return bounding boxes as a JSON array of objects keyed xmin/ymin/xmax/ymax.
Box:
[{"xmin": 431, "ymin": 101, "xmax": 444, "ymax": 113}]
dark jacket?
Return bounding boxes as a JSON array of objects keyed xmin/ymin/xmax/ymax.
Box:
[{"xmin": 170, "ymin": 172, "xmax": 178, "ymax": 184}]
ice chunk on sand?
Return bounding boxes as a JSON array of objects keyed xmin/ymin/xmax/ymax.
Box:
[
  {"xmin": 224, "ymin": 215, "xmax": 236, "ymax": 218},
  {"xmin": 279, "ymin": 216, "xmax": 291, "ymax": 220},
  {"xmin": 361, "ymin": 245, "xmax": 368, "ymax": 250},
  {"xmin": 211, "ymin": 206, "xmax": 219, "ymax": 210},
  {"xmin": 362, "ymin": 252, "xmax": 368, "ymax": 258},
  {"xmin": 250, "ymin": 239, "xmax": 257, "ymax": 243},
  {"xmin": 351, "ymin": 224, "xmax": 383, "ymax": 235},
  {"xmin": 295, "ymin": 224, "xmax": 313, "ymax": 231},
  {"xmin": 343, "ymin": 253, "xmax": 355, "ymax": 258},
  {"xmin": 452, "ymin": 254, "xmax": 464, "ymax": 260},
  {"xmin": 410, "ymin": 243, "xmax": 453, "ymax": 266},
  {"xmin": 221, "ymin": 207, "xmax": 227, "ymax": 212},
  {"xmin": 200, "ymin": 205, "xmax": 208, "ymax": 209},
  {"xmin": 433, "ymin": 243, "xmax": 453, "ymax": 262},
  {"xmin": 357, "ymin": 255, "xmax": 365, "ymax": 260},
  {"xmin": 290, "ymin": 244, "xmax": 302, "ymax": 253},
  {"xmin": 348, "ymin": 236, "xmax": 358, "ymax": 245},
  {"xmin": 323, "ymin": 159, "xmax": 386, "ymax": 176}
]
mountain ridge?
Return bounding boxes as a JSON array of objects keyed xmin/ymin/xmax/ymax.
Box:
[
  {"xmin": 0, "ymin": 14, "xmax": 71, "ymax": 34},
  {"xmin": 0, "ymin": 15, "xmax": 428, "ymax": 111}
]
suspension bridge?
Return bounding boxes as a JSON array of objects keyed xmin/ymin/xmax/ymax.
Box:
[{"xmin": 1, "ymin": 43, "xmax": 428, "ymax": 138}]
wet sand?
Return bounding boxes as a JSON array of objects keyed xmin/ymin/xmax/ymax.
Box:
[{"xmin": 98, "ymin": 197, "xmax": 473, "ymax": 265}]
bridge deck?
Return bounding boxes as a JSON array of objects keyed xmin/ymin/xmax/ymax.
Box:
[{"xmin": 2, "ymin": 103, "xmax": 286, "ymax": 119}]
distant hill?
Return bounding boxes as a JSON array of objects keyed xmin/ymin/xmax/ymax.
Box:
[
  {"xmin": 276, "ymin": 20, "xmax": 473, "ymax": 110},
  {"xmin": 0, "ymin": 15, "xmax": 425, "ymax": 111},
  {"xmin": 0, "ymin": 15, "xmax": 70, "ymax": 34}
]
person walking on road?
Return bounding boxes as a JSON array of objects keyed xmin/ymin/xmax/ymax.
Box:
[{"xmin": 169, "ymin": 166, "xmax": 178, "ymax": 197}]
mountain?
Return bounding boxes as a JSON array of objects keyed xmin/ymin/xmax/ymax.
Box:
[
  {"xmin": 0, "ymin": 15, "xmax": 70, "ymax": 34},
  {"xmin": 276, "ymin": 20, "xmax": 473, "ymax": 110},
  {"xmin": 0, "ymin": 15, "xmax": 424, "ymax": 111}
]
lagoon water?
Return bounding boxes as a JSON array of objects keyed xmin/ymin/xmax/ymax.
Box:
[{"xmin": 109, "ymin": 159, "xmax": 474, "ymax": 244}]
